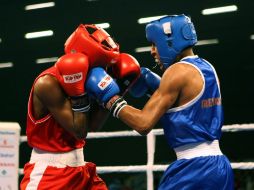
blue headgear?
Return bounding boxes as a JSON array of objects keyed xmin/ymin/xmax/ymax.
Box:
[{"xmin": 146, "ymin": 14, "xmax": 197, "ymax": 68}]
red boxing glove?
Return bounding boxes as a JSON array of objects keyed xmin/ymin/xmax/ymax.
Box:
[
  {"xmin": 110, "ymin": 53, "xmax": 141, "ymax": 95},
  {"xmin": 55, "ymin": 53, "xmax": 90, "ymax": 112},
  {"xmin": 55, "ymin": 53, "xmax": 89, "ymax": 97}
]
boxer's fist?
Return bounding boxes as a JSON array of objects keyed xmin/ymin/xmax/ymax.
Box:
[
  {"xmin": 55, "ymin": 53, "xmax": 89, "ymax": 97},
  {"xmin": 86, "ymin": 67, "xmax": 120, "ymax": 103},
  {"xmin": 86, "ymin": 67, "xmax": 127, "ymax": 117},
  {"xmin": 109, "ymin": 53, "xmax": 141, "ymax": 95},
  {"xmin": 129, "ymin": 67, "xmax": 161, "ymax": 97},
  {"xmin": 55, "ymin": 53, "xmax": 90, "ymax": 112}
]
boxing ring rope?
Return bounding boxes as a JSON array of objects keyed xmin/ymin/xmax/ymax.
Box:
[
  {"xmin": 18, "ymin": 123, "xmax": 254, "ymax": 142},
  {"xmin": 17, "ymin": 123, "xmax": 254, "ymax": 190}
]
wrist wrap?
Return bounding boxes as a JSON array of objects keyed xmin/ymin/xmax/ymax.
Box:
[
  {"xmin": 106, "ymin": 96, "xmax": 127, "ymax": 118},
  {"xmin": 71, "ymin": 93, "xmax": 90, "ymax": 113}
]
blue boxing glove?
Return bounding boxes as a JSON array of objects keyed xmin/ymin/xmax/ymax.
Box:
[
  {"xmin": 129, "ymin": 67, "xmax": 161, "ymax": 98},
  {"xmin": 86, "ymin": 67, "xmax": 127, "ymax": 117}
]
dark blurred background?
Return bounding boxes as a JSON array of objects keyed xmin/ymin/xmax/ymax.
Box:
[{"xmin": 0, "ymin": 0, "xmax": 254, "ymax": 189}]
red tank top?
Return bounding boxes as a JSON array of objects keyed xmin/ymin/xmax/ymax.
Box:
[{"xmin": 26, "ymin": 66, "xmax": 85, "ymax": 152}]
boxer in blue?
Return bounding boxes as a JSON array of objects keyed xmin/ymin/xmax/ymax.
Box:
[{"xmin": 86, "ymin": 14, "xmax": 234, "ymax": 189}]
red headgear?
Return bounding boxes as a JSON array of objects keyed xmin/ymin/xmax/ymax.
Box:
[{"xmin": 64, "ymin": 24, "xmax": 120, "ymax": 67}]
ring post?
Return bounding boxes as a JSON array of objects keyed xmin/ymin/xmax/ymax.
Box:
[
  {"xmin": 0, "ymin": 122, "xmax": 21, "ymax": 190},
  {"xmin": 147, "ymin": 131, "xmax": 155, "ymax": 190}
]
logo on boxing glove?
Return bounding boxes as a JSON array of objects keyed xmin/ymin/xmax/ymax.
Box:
[
  {"xmin": 63, "ymin": 72, "xmax": 83, "ymax": 83},
  {"xmin": 98, "ymin": 74, "xmax": 113, "ymax": 90}
]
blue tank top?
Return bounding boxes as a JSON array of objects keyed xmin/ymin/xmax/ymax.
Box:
[{"xmin": 160, "ymin": 55, "xmax": 223, "ymax": 148}]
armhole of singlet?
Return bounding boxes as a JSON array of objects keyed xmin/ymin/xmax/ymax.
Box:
[
  {"xmin": 202, "ymin": 59, "xmax": 221, "ymax": 97},
  {"xmin": 166, "ymin": 61, "xmax": 205, "ymax": 113},
  {"xmin": 27, "ymin": 75, "xmax": 53, "ymax": 124}
]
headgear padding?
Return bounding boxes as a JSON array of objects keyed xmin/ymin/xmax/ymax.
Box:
[
  {"xmin": 146, "ymin": 14, "xmax": 197, "ymax": 68},
  {"xmin": 65, "ymin": 24, "xmax": 120, "ymax": 68}
]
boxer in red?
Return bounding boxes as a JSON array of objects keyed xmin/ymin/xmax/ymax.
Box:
[{"xmin": 20, "ymin": 24, "xmax": 120, "ymax": 190}]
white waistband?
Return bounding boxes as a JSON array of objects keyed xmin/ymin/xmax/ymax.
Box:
[
  {"xmin": 30, "ymin": 148, "xmax": 86, "ymax": 167},
  {"xmin": 174, "ymin": 140, "xmax": 223, "ymax": 160}
]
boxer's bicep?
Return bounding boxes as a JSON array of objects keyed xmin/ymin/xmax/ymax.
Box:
[
  {"xmin": 118, "ymin": 66, "xmax": 184, "ymax": 135},
  {"xmin": 142, "ymin": 67, "xmax": 183, "ymax": 124}
]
